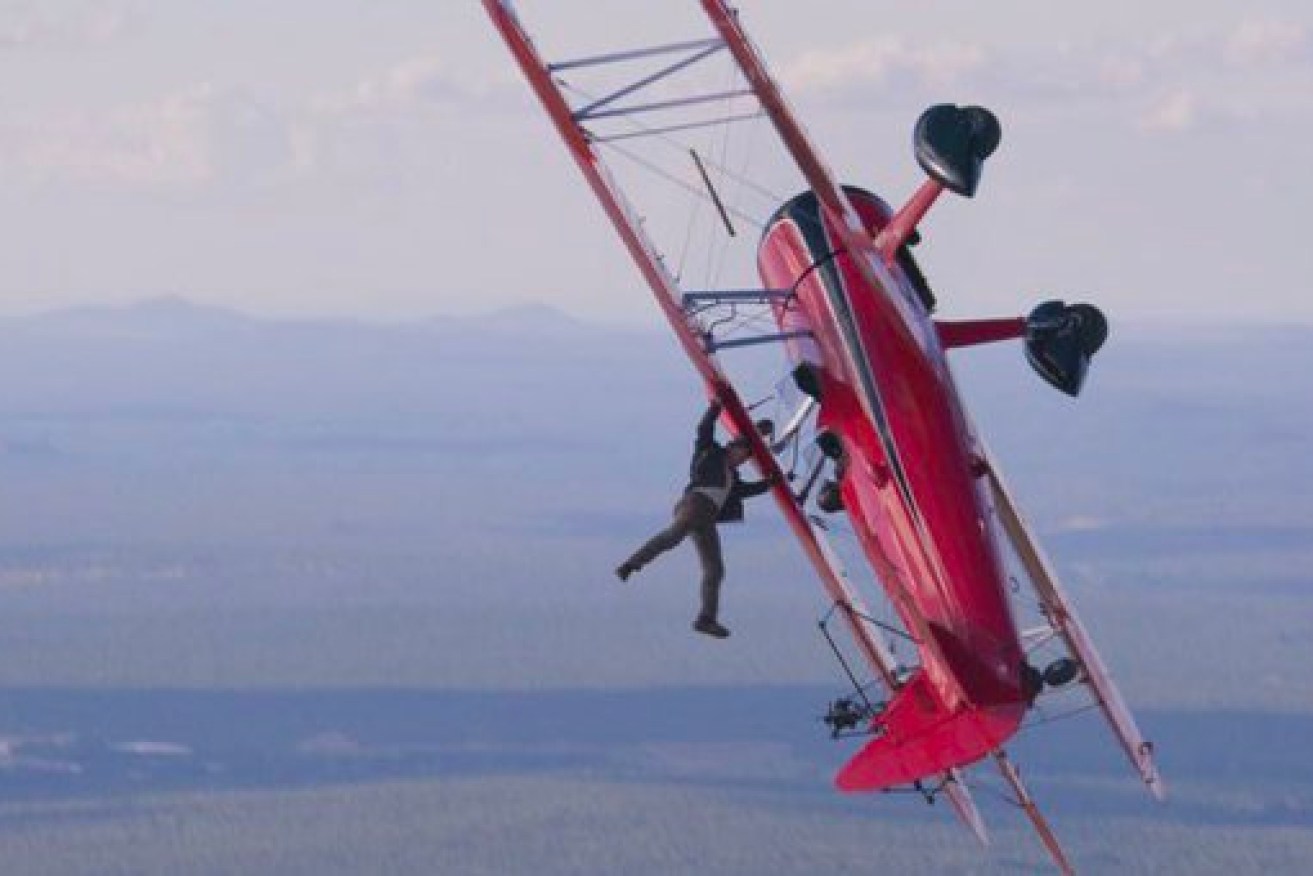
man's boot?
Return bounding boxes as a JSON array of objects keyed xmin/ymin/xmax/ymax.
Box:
[{"xmin": 692, "ymin": 616, "xmax": 730, "ymax": 639}]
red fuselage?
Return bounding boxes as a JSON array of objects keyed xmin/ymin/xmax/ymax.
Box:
[{"xmin": 759, "ymin": 188, "xmax": 1028, "ymax": 780}]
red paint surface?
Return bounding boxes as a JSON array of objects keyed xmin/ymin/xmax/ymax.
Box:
[{"xmin": 759, "ymin": 190, "xmax": 1028, "ymax": 789}]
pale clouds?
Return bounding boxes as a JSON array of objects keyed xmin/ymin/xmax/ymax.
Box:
[
  {"xmin": 0, "ymin": 2, "xmax": 131, "ymax": 49},
  {"xmin": 0, "ymin": 86, "xmax": 295, "ymax": 189},
  {"xmin": 313, "ymin": 56, "xmax": 472, "ymax": 116},
  {"xmin": 780, "ymin": 17, "xmax": 1313, "ymax": 133},
  {"xmin": 1136, "ymin": 18, "xmax": 1313, "ymax": 131},
  {"xmin": 1140, "ymin": 17, "xmax": 1311, "ymax": 72},
  {"xmin": 1223, "ymin": 18, "xmax": 1309, "ymax": 67},
  {"xmin": 0, "ymin": 55, "xmax": 501, "ymax": 190},
  {"xmin": 1096, "ymin": 55, "xmax": 1149, "ymax": 91},
  {"xmin": 783, "ymin": 36, "xmax": 989, "ymax": 95},
  {"xmin": 1140, "ymin": 89, "xmax": 1198, "ymax": 133},
  {"xmin": 293, "ymin": 56, "xmax": 519, "ymax": 181}
]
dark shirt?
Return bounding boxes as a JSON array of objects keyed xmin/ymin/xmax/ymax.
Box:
[{"xmin": 684, "ymin": 402, "xmax": 770, "ymax": 522}]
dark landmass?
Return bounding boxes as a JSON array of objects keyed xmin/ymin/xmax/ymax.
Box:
[{"xmin": 0, "ymin": 302, "xmax": 1308, "ymax": 874}]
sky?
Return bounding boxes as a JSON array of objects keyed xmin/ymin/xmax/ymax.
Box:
[{"xmin": 2, "ymin": 0, "xmax": 1312, "ymax": 325}]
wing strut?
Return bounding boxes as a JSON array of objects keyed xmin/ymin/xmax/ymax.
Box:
[
  {"xmin": 946, "ymin": 768, "xmax": 990, "ymax": 848},
  {"xmin": 994, "ymin": 750, "xmax": 1074, "ymax": 875}
]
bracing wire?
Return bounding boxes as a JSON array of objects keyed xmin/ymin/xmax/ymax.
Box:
[
  {"xmin": 1018, "ymin": 702, "xmax": 1101, "ymax": 734},
  {"xmin": 559, "ymin": 78, "xmax": 782, "ymax": 211},
  {"xmin": 702, "ymin": 54, "xmax": 740, "ymax": 290},
  {"xmin": 598, "ymin": 139, "xmax": 764, "ymax": 230}
]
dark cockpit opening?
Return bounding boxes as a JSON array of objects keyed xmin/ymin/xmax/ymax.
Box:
[
  {"xmin": 837, "ymin": 185, "xmax": 938, "ymax": 314},
  {"xmin": 895, "ymin": 244, "xmax": 937, "ymax": 314}
]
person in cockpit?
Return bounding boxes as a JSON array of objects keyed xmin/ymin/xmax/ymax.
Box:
[{"xmin": 615, "ymin": 400, "xmax": 773, "ymax": 639}]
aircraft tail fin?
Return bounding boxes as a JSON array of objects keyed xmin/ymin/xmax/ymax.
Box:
[{"xmin": 835, "ymin": 672, "xmax": 1022, "ymax": 792}]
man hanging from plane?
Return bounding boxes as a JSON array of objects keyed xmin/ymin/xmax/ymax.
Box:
[{"xmin": 616, "ymin": 399, "xmax": 774, "ymax": 639}]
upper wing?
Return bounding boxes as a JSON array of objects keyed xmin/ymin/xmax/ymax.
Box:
[{"xmin": 982, "ymin": 438, "xmax": 1166, "ymax": 801}]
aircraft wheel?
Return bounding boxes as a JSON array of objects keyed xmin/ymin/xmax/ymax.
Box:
[
  {"xmin": 1043, "ymin": 658, "xmax": 1082, "ymax": 688},
  {"xmin": 1068, "ymin": 303, "xmax": 1108, "ymax": 357}
]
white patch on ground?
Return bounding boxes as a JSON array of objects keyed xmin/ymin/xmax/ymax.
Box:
[{"xmin": 110, "ymin": 741, "xmax": 193, "ymax": 757}]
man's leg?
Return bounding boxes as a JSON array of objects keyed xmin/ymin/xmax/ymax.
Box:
[
  {"xmin": 619, "ymin": 495, "xmax": 702, "ymax": 575},
  {"xmin": 688, "ymin": 516, "xmax": 729, "ymax": 638},
  {"xmin": 689, "ymin": 521, "xmax": 725, "ymax": 619}
]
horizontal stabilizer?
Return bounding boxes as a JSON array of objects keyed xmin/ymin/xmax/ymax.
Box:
[{"xmin": 836, "ymin": 673, "xmax": 1022, "ymax": 792}]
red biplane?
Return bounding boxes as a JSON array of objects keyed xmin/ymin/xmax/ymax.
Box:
[{"xmin": 485, "ymin": 2, "xmax": 1165, "ymax": 871}]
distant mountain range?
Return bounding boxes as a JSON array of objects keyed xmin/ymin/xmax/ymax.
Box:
[{"xmin": 3, "ymin": 297, "xmax": 600, "ymax": 341}]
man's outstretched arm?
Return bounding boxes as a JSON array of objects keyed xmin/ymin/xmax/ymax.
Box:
[{"xmin": 695, "ymin": 401, "xmax": 722, "ymax": 450}]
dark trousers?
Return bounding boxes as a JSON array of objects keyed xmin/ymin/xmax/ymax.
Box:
[{"xmin": 625, "ymin": 492, "xmax": 725, "ymax": 620}]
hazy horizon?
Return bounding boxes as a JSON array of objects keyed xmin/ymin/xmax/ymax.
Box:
[{"xmin": 6, "ymin": 293, "xmax": 1313, "ymax": 333}]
